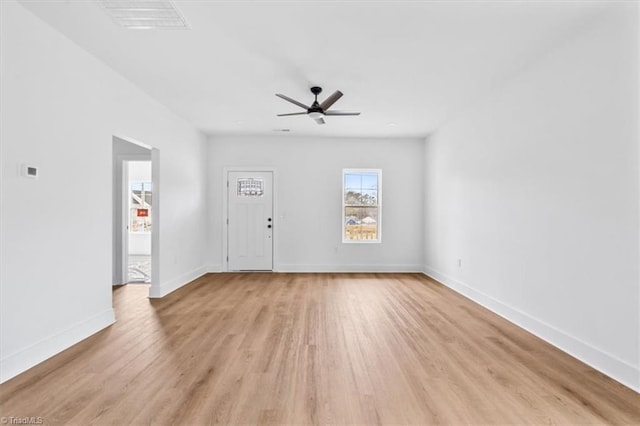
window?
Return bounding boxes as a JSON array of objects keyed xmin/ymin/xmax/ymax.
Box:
[
  {"xmin": 129, "ymin": 181, "xmax": 152, "ymax": 233},
  {"xmin": 342, "ymin": 169, "xmax": 381, "ymax": 243}
]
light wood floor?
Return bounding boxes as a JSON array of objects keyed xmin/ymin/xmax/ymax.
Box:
[{"xmin": 1, "ymin": 273, "xmax": 639, "ymax": 425}]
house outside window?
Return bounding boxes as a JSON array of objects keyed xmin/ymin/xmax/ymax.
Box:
[{"xmin": 342, "ymin": 169, "xmax": 381, "ymax": 243}]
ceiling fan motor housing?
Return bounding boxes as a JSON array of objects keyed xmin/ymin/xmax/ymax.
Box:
[{"xmin": 309, "ymin": 87, "xmax": 323, "ymax": 111}]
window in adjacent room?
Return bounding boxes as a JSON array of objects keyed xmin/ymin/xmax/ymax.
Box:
[
  {"xmin": 343, "ymin": 169, "xmax": 381, "ymax": 243},
  {"xmin": 130, "ymin": 181, "xmax": 152, "ymax": 233}
]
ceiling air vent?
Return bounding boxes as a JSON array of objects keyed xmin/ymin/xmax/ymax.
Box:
[{"xmin": 99, "ymin": 0, "xmax": 189, "ymax": 30}]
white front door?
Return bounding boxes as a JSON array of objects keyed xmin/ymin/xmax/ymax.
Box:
[{"xmin": 227, "ymin": 171, "xmax": 273, "ymax": 271}]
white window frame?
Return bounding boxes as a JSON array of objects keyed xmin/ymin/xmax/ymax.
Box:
[{"xmin": 342, "ymin": 168, "xmax": 382, "ymax": 244}]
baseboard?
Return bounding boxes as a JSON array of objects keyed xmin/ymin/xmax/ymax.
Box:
[
  {"xmin": 277, "ymin": 264, "xmax": 424, "ymax": 273},
  {"xmin": 422, "ymin": 266, "xmax": 640, "ymax": 393},
  {"xmin": 0, "ymin": 308, "xmax": 115, "ymax": 384},
  {"xmin": 149, "ymin": 265, "xmax": 208, "ymax": 298}
]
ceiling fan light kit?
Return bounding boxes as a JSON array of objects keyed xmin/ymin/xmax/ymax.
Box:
[{"xmin": 276, "ymin": 86, "xmax": 361, "ymax": 125}]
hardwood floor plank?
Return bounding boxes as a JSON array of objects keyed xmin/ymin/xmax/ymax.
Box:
[{"xmin": 1, "ymin": 273, "xmax": 639, "ymax": 425}]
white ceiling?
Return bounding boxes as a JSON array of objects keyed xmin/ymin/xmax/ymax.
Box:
[{"xmin": 19, "ymin": 0, "xmax": 611, "ymax": 138}]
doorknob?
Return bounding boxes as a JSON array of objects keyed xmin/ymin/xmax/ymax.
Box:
[
  {"xmin": 268, "ymin": 218, "xmax": 272, "ymax": 222},
  {"xmin": 267, "ymin": 224, "xmax": 272, "ymax": 229}
]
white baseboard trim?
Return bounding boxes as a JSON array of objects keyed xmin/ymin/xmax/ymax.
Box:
[
  {"xmin": 277, "ymin": 264, "xmax": 424, "ymax": 273},
  {"xmin": 0, "ymin": 308, "xmax": 115, "ymax": 384},
  {"xmin": 149, "ymin": 265, "xmax": 208, "ymax": 298},
  {"xmin": 422, "ymin": 266, "xmax": 640, "ymax": 393}
]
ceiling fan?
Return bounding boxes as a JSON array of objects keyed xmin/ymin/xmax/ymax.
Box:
[{"xmin": 276, "ymin": 86, "xmax": 361, "ymax": 125}]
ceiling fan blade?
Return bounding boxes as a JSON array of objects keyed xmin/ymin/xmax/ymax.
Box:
[
  {"xmin": 319, "ymin": 90, "xmax": 343, "ymax": 110},
  {"xmin": 324, "ymin": 111, "xmax": 361, "ymax": 116},
  {"xmin": 277, "ymin": 112, "xmax": 308, "ymax": 116},
  {"xmin": 314, "ymin": 117, "xmax": 326, "ymax": 125},
  {"xmin": 276, "ymin": 93, "xmax": 309, "ymax": 110}
]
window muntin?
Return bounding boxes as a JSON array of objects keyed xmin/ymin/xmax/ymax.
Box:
[{"xmin": 342, "ymin": 169, "xmax": 381, "ymax": 243}]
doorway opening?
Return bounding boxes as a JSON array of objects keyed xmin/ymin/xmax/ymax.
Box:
[
  {"xmin": 126, "ymin": 161, "xmax": 152, "ymax": 283},
  {"xmin": 112, "ymin": 136, "xmax": 160, "ymax": 297}
]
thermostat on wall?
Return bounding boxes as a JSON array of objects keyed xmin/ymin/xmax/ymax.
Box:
[{"xmin": 21, "ymin": 164, "xmax": 38, "ymax": 179}]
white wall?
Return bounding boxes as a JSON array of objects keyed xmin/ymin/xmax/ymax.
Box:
[
  {"xmin": 128, "ymin": 234, "xmax": 151, "ymax": 256},
  {"xmin": 423, "ymin": 4, "xmax": 639, "ymax": 391},
  {"xmin": 0, "ymin": 1, "xmax": 208, "ymax": 383},
  {"xmin": 208, "ymin": 136, "xmax": 424, "ymax": 272},
  {"xmin": 128, "ymin": 160, "xmax": 152, "ymax": 183}
]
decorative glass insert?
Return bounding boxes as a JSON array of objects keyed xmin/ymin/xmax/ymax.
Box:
[{"xmin": 237, "ymin": 178, "xmax": 264, "ymax": 197}]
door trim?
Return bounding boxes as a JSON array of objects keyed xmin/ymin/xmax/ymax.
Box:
[
  {"xmin": 115, "ymin": 153, "xmax": 150, "ymax": 284},
  {"xmin": 112, "ymin": 135, "xmax": 160, "ymax": 299},
  {"xmin": 222, "ymin": 167, "xmax": 277, "ymax": 272}
]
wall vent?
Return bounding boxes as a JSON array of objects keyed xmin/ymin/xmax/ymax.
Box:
[{"xmin": 98, "ymin": 0, "xmax": 189, "ymax": 30}]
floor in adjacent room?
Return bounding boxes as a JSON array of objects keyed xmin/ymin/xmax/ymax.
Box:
[
  {"xmin": 1, "ymin": 273, "xmax": 638, "ymax": 424},
  {"xmin": 128, "ymin": 254, "xmax": 151, "ymax": 283}
]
